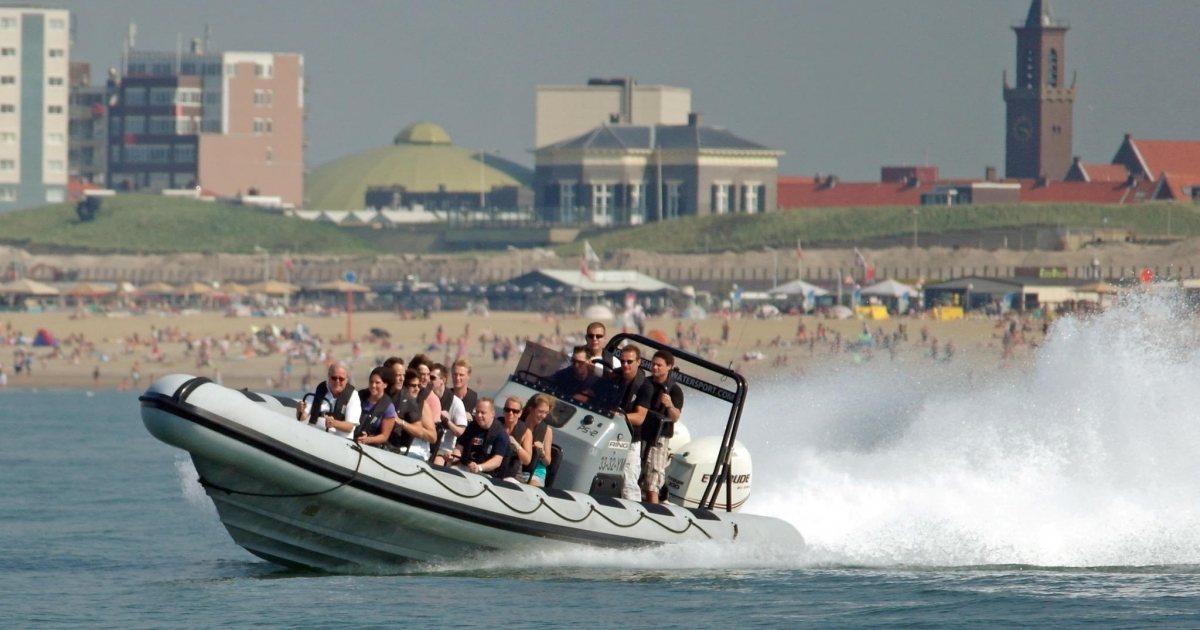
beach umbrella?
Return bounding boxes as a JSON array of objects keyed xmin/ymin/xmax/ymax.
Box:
[
  {"xmin": 65, "ymin": 282, "xmax": 113, "ymax": 297},
  {"xmin": 584, "ymin": 304, "xmax": 614, "ymax": 320},
  {"xmin": 828, "ymin": 305, "xmax": 853, "ymax": 319},
  {"xmin": 0, "ymin": 278, "xmax": 59, "ymax": 296},
  {"xmin": 174, "ymin": 281, "xmax": 213, "ymax": 296},
  {"xmin": 139, "ymin": 281, "xmax": 175, "ymax": 294},
  {"xmin": 247, "ymin": 280, "xmax": 300, "ymax": 295},
  {"xmin": 220, "ymin": 282, "xmax": 249, "ymax": 295},
  {"xmin": 647, "ymin": 329, "xmax": 670, "ymax": 344},
  {"xmin": 769, "ymin": 279, "xmax": 829, "ymax": 297},
  {"xmin": 313, "ymin": 279, "xmax": 371, "ymax": 293}
]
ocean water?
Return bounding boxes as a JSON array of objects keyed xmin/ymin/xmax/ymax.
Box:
[{"xmin": 5, "ymin": 293, "xmax": 1200, "ymax": 627}]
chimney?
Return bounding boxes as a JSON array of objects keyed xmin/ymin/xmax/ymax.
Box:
[
  {"xmin": 984, "ymin": 166, "xmax": 997, "ymax": 182},
  {"xmin": 190, "ymin": 37, "xmax": 203, "ymax": 55},
  {"xmin": 688, "ymin": 112, "xmax": 701, "ymax": 127}
]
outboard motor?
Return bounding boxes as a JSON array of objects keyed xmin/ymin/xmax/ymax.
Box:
[{"xmin": 665, "ymin": 435, "xmax": 752, "ymax": 512}]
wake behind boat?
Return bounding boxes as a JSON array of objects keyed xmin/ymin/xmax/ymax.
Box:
[{"xmin": 140, "ymin": 333, "xmax": 802, "ymax": 572}]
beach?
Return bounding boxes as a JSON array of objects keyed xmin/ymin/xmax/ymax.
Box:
[{"xmin": 0, "ymin": 307, "xmax": 1034, "ymax": 393}]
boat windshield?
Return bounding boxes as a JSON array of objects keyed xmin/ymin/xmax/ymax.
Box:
[{"xmin": 510, "ymin": 341, "xmax": 620, "ymax": 417}]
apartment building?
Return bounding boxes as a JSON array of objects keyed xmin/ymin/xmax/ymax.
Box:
[
  {"xmin": 535, "ymin": 77, "xmax": 691, "ymax": 150},
  {"xmin": 0, "ymin": 7, "xmax": 70, "ymax": 212},
  {"xmin": 107, "ymin": 45, "xmax": 304, "ymax": 206}
]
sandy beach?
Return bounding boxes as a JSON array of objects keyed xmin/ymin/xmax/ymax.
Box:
[{"xmin": 0, "ymin": 306, "xmax": 1038, "ymax": 395}]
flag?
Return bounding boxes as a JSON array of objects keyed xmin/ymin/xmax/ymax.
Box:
[
  {"xmin": 795, "ymin": 238, "xmax": 803, "ymax": 259},
  {"xmin": 580, "ymin": 257, "xmax": 593, "ymax": 280},
  {"xmin": 865, "ymin": 265, "xmax": 876, "ymax": 283},
  {"xmin": 584, "ymin": 240, "xmax": 601, "ymax": 264},
  {"xmin": 853, "ymin": 247, "xmax": 868, "ymax": 269}
]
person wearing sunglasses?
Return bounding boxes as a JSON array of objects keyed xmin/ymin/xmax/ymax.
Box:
[
  {"xmin": 387, "ymin": 367, "xmax": 438, "ymax": 460},
  {"xmin": 295, "ymin": 361, "xmax": 360, "ymax": 438},
  {"xmin": 614, "ymin": 345, "xmax": 651, "ymax": 501},
  {"xmin": 583, "ymin": 322, "xmax": 619, "ymax": 374},
  {"xmin": 550, "ymin": 345, "xmax": 599, "ymax": 403},
  {"xmin": 499, "ymin": 396, "xmax": 530, "ymax": 480}
]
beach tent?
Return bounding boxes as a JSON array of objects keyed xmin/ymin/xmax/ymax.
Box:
[
  {"xmin": 768, "ymin": 279, "xmax": 829, "ymax": 297},
  {"xmin": 583, "ymin": 304, "xmax": 614, "ymax": 321},
  {"xmin": 861, "ymin": 279, "xmax": 918, "ymax": 298},
  {"xmin": 33, "ymin": 328, "xmax": 56, "ymax": 346},
  {"xmin": 220, "ymin": 282, "xmax": 249, "ymax": 295}
]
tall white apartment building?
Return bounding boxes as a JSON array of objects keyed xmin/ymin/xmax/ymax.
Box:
[
  {"xmin": 0, "ymin": 7, "xmax": 69, "ymax": 212},
  {"xmin": 535, "ymin": 77, "xmax": 690, "ymax": 150}
]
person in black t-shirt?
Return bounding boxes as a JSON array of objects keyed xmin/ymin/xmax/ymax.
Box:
[
  {"xmin": 450, "ymin": 397, "xmax": 509, "ymax": 476},
  {"xmin": 640, "ymin": 350, "xmax": 684, "ymax": 504}
]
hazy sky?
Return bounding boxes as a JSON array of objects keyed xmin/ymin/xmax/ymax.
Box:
[{"xmin": 60, "ymin": 0, "xmax": 1199, "ymax": 181}]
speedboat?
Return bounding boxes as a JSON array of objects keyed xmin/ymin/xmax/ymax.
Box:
[{"xmin": 140, "ymin": 333, "xmax": 802, "ymax": 572}]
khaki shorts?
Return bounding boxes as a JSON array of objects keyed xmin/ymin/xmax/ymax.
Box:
[{"xmin": 641, "ymin": 437, "xmax": 670, "ymax": 493}]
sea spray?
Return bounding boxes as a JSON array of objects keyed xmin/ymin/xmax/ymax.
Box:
[{"xmin": 746, "ymin": 290, "xmax": 1200, "ymax": 567}]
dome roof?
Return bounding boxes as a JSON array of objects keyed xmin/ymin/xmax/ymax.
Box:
[
  {"xmin": 394, "ymin": 122, "xmax": 452, "ymax": 146},
  {"xmin": 306, "ymin": 123, "xmax": 532, "ymax": 210}
]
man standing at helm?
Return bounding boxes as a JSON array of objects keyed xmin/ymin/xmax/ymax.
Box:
[
  {"xmin": 614, "ymin": 345, "xmax": 651, "ymax": 502},
  {"xmin": 641, "ymin": 350, "xmax": 683, "ymax": 504}
]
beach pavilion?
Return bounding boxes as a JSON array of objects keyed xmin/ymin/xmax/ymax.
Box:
[{"xmin": 500, "ymin": 268, "xmax": 676, "ymax": 313}]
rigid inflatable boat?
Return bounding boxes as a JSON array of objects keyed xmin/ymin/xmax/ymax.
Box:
[{"xmin": 140, "ymin": 333, "xmax": 802, "ymax": 571}]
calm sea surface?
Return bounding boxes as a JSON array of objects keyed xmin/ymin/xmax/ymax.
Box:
[{"xmin": 7, "ymin": 299, "xmax": 1200, "ymax": 629}]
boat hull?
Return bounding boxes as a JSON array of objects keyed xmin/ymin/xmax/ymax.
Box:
[{"xmin": 141, "ymin": 375, "xmax": 800, "ymax": 571}]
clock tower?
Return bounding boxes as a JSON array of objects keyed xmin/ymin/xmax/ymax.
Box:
[{"xmin": 1003, "ymin": 0, "xmax": 1075, "ymax": 180}]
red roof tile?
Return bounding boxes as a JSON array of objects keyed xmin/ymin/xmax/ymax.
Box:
[
  {"xmin": 1123, "ymin": 138, "xmax": 1200, "ymax": 181},
  {"xmin": 1076, "ymin": 162, "xmax": 1128, "ymax": 183},
  {"xmin": 777, "ymin": 177, "xmax": 929, "ymax": 208}
]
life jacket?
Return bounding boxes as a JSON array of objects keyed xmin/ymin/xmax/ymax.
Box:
[
  {"xmin": 310, "ymin": 380, "xmax": 354, "ymax": 424},
  {"xmin": 355, "ymin": 388, "xmax": 392, "ymax": 439},
  {"xmin": 523, "ymin": 421, "xmax": 550, "ymax": 475},
  {"xmin": 388, "ymin": 386, "xmax": 423, "ymax": 449},
  {"xmin": 501, "ymin": 422, "xmax": 529, "ymax": 480},
  {"xmin": 618, "ymin": 371, "xmax": 646, "ymax": 440}
]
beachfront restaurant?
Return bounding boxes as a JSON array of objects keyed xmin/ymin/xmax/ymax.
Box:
[
  {"xmin": 924, "ymin": 276, "xmax": 1101, "ymax": 314},
  {"xmin": 500, "ymin": 268, "xmax": 676, "ymax": 313}
]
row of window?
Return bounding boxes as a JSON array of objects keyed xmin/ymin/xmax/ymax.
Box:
[
  {"xmin": 553, "ymin": 181, "xmax": 764, "ymax": 217},
  {"xmin": 0, "ymin": 17, "xmax": 67, "ymax": 30},
  {"xmin": 0, "ymin": 188, "xmax": 64, "ymax": 203},
  {"xmin": 0, "ymin": 159, "xmax": 64, "ymax": 171},
  {"xmin": 0, "ymin": 76, "xmax": 64, "ymax": 86},
  {"xmin": 0, "ymin": 131, "xmax": 65, "ymax": 145},
  {"xmin": 0, "ymin": 104, "xmax": 64, "ymax": 113},
  {"xmin": 0, "ymin": 47, "xmax": 65, "ymax": 57},
  {"xmin": 117, "ymin": 143, "xmax": 196, "ymax": 164},
  {"xmin": 122, "ymin": 87, "xmax": 208, "ymax": 107},
  {"xmin": 126, "ymin": 61, "xmax": 274, "ymax": 79}
]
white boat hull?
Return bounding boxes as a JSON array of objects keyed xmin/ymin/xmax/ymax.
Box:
[{"xmin": 141, "ymin": 374, "xmax": 801, "ymax": 571}]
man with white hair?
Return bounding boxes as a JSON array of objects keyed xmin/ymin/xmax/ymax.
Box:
[{"xmin": 296, "ymin": 361, "xmax": 360, "ymax": 438}]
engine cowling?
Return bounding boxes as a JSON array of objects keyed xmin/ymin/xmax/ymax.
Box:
[{"xmin": 665, "ymin": 435, "xmax": 752, "ymax": 512}]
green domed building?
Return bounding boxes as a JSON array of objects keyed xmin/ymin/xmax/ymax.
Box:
[{"xmin": 305, "ymin": 122, "xmax": 533, "ymax": 210}]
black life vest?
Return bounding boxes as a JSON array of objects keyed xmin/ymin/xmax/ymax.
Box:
[
  {"xmin": 356, "ymin": 388, "xmax": 392, "ymax": 439},
  {"xmin": 310, "ymin": 380, "xmax": 354, "ymax": 424},
  {"xmin": 389, "ymin": 387, "xmax": 423, "ymax": 449},
  {"xmin": 618, "ymin": 371, "xmax": 646, "ymax": 439},
  {"xmin": 523, "ymin": 422, "xmax": 550, "ymax": 474}
]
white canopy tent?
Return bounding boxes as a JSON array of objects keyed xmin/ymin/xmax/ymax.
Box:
[
  {"xmin": 861, "ymin": 279, "xmax": 918, "ymax": 298},
  {"xmin": 768, "ymin": 279, "xmax": 829, "ymax": 297}
]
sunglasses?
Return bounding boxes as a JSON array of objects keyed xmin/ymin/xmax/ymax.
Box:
[
  {"xmin": 622, "ymin": 359, "xmax": 637, "ymax": 365},
  {"xmin": 406, "ymin": 381, "xmax": 420, "ymax": 387},
  {"xmin": 587, "ymin": 333, "xmax": 605, "ymax": 339},
  {"xmin": 329, "ymin": 376, "xmax": 347, "ymax": 382},
  {"xmin": 503, "ymin": 407, "xmax": 522, "ymax": 414}
]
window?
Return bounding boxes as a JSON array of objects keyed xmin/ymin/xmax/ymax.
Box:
[
  {"xmin": 265, "ymin": 145, "xmax": 273, "ymax": 164},
  {"xmin": 743, "ymin": 184, "xmax": 760, "ymax": 214},
  {"xmin": 225, "ymin": 63, "xmax": 238, "ymax": 77},
  {"xmin": 151, "ymin": 63, "xmax": 172, "ymax": 76},
  {"xmin": 48, "ymin": 105, "xmax": 63, "ymax": 114},
  {"xmin": 46, "ymin": 188, "xmax": 64, "ymax": 203},
  {"xmin": 123, "ymin": 88, "xmax": 146, "ymax": 106},
  {"xmin": 1, "ymin": 48, "xmax": 15, "ymax": 57},
  {"xmin": 713, "ymin": 183, "xmax": 730, "ymax": 214},
  {"xmin": 149, "ymin": 87, "xmax": 175, "ymax": 106},
  {"xmin": 253, "ymin": 89, "xmax": 273, "ymax": 106},
  {"xmin": 0, "ymin": 76, "xmax": 12, "ymax": 85},
  {"xmin": 665, "ymin": 182, "xmax": 681, "ymax": 218},
  {"xmin": 124, "ymin": 116, "xmax": 145, "ymax": 133},
  {"xmin": 48, "ymin": 18, "xmax": 66, "ymax": 30},
  {"xmin": 1049, "ymin": 49, "xmax": 1059, "ymax": 87},
  {"xmin": 0, "ymin": 17, "xmax": 16, "ymax": 29},
  {"xmin": 48, "ymin": 48, "xmax": 65, "ymax": 58},
  {"xmin": 0, "ymin": 104, "xmax": 14, "ymax": 113},
  {"xmin": 255, "ymin": 63, "xmax": 273, "ymax": 78},
  {"xmin": 173, "ymin": 144, "xmax": 195, "ymax": 164},
  {"xmin": 0, "ymin": 131, "xmax": 15, "ymax": 144},
  {"xmin": 48, "ymin": 77, "xmax": 63, "ymax": 86},
  {"xmin": 1023, "ymin": 48, "xmax": 1035, "ymax": 89},
  {"xmin": 47, "ymin": 159, "xmax": 64, "ymax": 172},
  {"xmin": 591, "ymin": 182, "xmax": 613, "ymax": 225},
  {"xmin": 47, "ymin": 132, "xmax": 64, "ymax": 145},
  {"xmin": 0, "ymin": 159, "xmax": 15, "ymax": 171},
  {"xmin": 0, "ymin": 187, "xmax": 14, "ymax": 201},
  {"xmin": 559, "ymin": 182, "xmax": 575, "ymax": 212}
]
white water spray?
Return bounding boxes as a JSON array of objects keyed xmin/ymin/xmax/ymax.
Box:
[{"xmin": 746, "ymin": 291, "xmax": 1200, "ymax": 567}]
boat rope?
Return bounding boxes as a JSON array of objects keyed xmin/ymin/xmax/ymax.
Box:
[
  {"xmin": 354, "ymin": 446, "xmax": 713, "ymax": 538},
  {"xmin": 197, "ymin": 443, "xmax": 367, "ymax": 499}
]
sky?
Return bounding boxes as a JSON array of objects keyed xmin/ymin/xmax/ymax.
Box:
[{"xmin": 59, "ymin": 0, "xmax": 1199, "ymax": 181}]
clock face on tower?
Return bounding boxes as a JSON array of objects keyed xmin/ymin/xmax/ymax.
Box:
[{"xmin": 1012, "ymin": 115, "xmax": 1033, "ymax": 142}]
